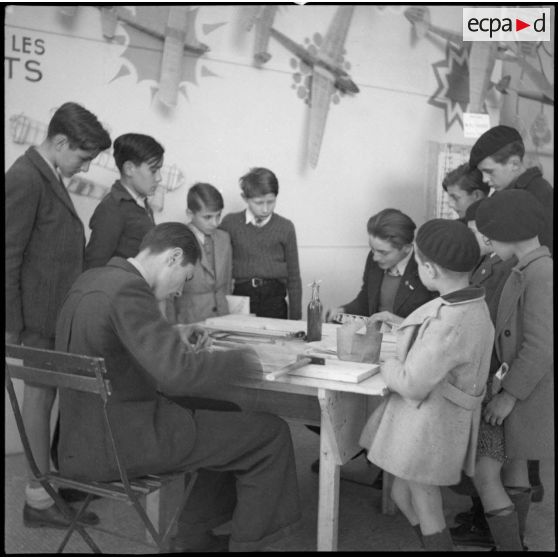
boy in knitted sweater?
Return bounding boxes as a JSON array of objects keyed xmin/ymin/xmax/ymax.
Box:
[{"xmin": 220, "ymin": 167, "xmax": 302, "ymax": 319}]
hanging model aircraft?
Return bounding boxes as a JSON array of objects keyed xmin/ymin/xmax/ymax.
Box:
[
  {"xmin": 269, "ymin": 5, "xmax": 359, "ymax": 168},
  {"xmin": 244, "ymin": 5, "xmax": 279, "ymax": 65},
  {"xmin": 404, "ymin": 6, "xmax": 554, "ymax": 112},
  {"xmin": 495, "ymin": 76, "xmax": 554, "ymax": 106}
]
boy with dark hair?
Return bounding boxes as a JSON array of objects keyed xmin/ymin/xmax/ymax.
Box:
[
  {"xmin": 442, "ymin": 163, "xmax": 489, "ymax": 219},
  {"xmin": 167, "ymin": 182, "xmax": 233, "ymax": 324},
  {"xmin": 220, "ymin": 167, "xmax": 302, "ymax": 319},
  {"xmin": 56, "ymin": 222, "xmax": 301, "ymax": 552},
  {"xmin": 5, "ymin": 101, "xmax": 111, "ymax": 528},
  {"xmin": 469, "ymin": 125, "xmax": 553, "ymax": 254},
  {"xmin": 85, "ymin": 133, "xmax": 164, "ymax": 269}
]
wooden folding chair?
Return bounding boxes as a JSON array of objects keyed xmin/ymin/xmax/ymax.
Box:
[{"xmin": 5, "ymin": 343, "xmax": 198, "ymax": 554}]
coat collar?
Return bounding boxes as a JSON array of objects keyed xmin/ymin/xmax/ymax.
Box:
[
  {"xmin": 25, "ymin": 147, "xmax": 81, "ymax": 222},
  {"xmin": 106, "ymin": 256, "xmax": 144, "ymax": 279},
  {"xmin": 513, "ymin": 246, "xmax": 551, "ymax": 272},
  {"xmin": 510, "ymin": 166, "xmax": 542, "ymax": 190},
  {"xmin": 400, "ymin": 287, "xmax": 485, "ymax": 328}
]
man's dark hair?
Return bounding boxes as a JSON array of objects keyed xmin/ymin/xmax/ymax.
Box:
[
  {"xmin": 187, "ymin": 182, "xmax": 224, "ymax": 212},
  {"xmin": 442, "ymin": 163, "xmax": 490, "ymax": 195},
  {"xmin": 139, "ymin": 222, "xmax": 201, "ymax": 265},
  {"xmin": 113, "ymin": 133, "xmax": 165, "ymax": 173},
  {"xmin": 489, "ymin": 140, "xmax": 525, "ymax": 164},
  {"xmin": 47, "ymin": 102, "xmax": 111, "ymax": 152},
  {"xmin": 240, "ymin": 167, "xmax": 279, "ymax": 198},
  {"xmin": 367, "ymin": 208, "xmax": 416, "ymax": 249}
]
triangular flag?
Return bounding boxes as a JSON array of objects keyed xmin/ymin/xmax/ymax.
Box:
[{"xmin": 516, "ymin": 19, "xmax": 530, "ymax": 32}]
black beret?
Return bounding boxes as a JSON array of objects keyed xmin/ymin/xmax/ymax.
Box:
[
  {"xmin": 415, "ymin": 219, "xmax": 480, "ymax": 272},
  {"xmin": 469, "ymin": 125, "xmax": 523, "ymax": 168},
  {"xmin": 476, "ymin": 190, "xmax": 544, "ymax": 242}
]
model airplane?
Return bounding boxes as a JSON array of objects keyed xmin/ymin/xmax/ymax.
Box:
[
  {"xmin": 97, "ymin": 6, "xmax": 209, "ymax": 55},
  {"xmin": 404, "ymin": 6, "xmax": 554, "ymax": 112},
  {"xmin": 495, "ymin": 75, "xmax": 554, "ymax": 106},
  {"xmin": 244, "ymin": 5, "xmax": 279, "ymax": 65},
  {"xmin": 269, "ymin": 6, "xmax": 358, "ymax": 168}
]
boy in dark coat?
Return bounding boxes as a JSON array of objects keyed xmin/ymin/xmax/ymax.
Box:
[
  {"xmin": 85, "ymin": 133, "xmax": 163, "ymax": 269},
  {"xmin": 5, "ymin": 102, "xmax": 110, "ymax": 528}
]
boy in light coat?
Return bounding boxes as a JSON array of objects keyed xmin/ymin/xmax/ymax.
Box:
[{"xmin": 360, "ymin": 219, "xmax": 494, "ymax": 551}]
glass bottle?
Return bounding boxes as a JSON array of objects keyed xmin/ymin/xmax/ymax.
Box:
[{"xmin": 306, "ymin": 281, "xmax": 323, "ymax": 342}]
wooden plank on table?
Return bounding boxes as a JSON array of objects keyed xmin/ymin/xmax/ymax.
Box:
[{"xmin": 288, "ymin": 361, "xmax": 380, "ymax": 383}]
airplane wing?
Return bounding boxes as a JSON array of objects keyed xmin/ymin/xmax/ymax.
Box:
[
  {"xmin": 468, "ymin": 42, "xmax": 498, "ymax": 113},
  {"xmin": 100, "ymin": 7, "xmax": 118, "ymax": 39},
  {"xmin": 158, "ymin": 6, "xmax": 189, "ymax": 107},
  {"xmin": 308, "ymin": 65, "xmax": 335, "ymax": 168},
  {"xmin": 320, "ymin": 5, "xmax": 354, "ymax": 66},
  {"xmin": 254, "ymin": 6, "xmax": 278, "ymax": 65}
]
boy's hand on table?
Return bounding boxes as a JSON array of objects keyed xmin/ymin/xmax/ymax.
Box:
[{"xmin": 483, "ymin": 390, "xmax": 517, "ymax": 425}]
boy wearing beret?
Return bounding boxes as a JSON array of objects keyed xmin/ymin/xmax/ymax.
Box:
[
  {"xmin": 468, "ymin": 190, "xmax": 553, "ymax": 551},
  {"xmin": 469, "ymin": 125, "xmax": 553, "ymax": 254},
  {"xmin": 359, "ymin": 219, "xmax": 494, "ymax": 551}
]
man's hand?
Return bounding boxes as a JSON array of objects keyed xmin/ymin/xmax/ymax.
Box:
[
  {"xmin": 5, "ymin": 331, "xmax": 21, "ymax": 345},
  {"xmin": 483, "ymin": 390, "xmax": 517, "ymax": 426},
  {"xmin": 325, "ymin": 307, "xmax": 345, "ymax": 323},
  {"xmin": 368, "ymin": 311, "xmax": 403, "ymax": 330},
  {"xmin": 173, "ymin": 324, "xmax": 212, "ymax": 351}
]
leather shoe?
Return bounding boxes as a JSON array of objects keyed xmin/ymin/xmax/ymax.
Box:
[
  {"xmin": 170, "ymin": 533, "xmax": 230, "ymax": 552},
  {"xmin": 23, "ymin": 503, "xmax": 100, "ymax": 529},
  {"xmin": 59, "ymin": 487, "xmax": 100, "ymax": 503},
  {"xmin": 450, "ymin": 522, "xmax": 494, "ymax": 548}
]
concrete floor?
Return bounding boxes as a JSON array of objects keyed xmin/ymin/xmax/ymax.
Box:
[{"xmin": 4, "ymin": 422, "xmax": 555, "ymax": 554}]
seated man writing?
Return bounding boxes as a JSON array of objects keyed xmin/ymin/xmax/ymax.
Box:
[{"xmin": 54, "ymin": 222, "xmax": 301, "ymax": 552}]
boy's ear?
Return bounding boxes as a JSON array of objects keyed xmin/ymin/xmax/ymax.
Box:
[
  {"xmin": 52, "ymin": 134, "xmax": 69, "ymax": 151},
  {"xmin": 186, "ymin": 208, "xmax": 194, "ymax": 220},
  {"xmin": 423, "ymin": 260, "xmax": 438, "ymax": 279},
  {"xmin": 240, "ymin": 193, "xmax": 247, "ymax": 202},
  {"xmin": 508, "ymin": 155, "xmax": 522, "ymax": 171},
  {"xmin": 168, "ymin": 247, "xmax": 184, "ymax": 267},
  {"xmin": 122, "ymin": 160, "xmax": 135, "ymax": 177}
]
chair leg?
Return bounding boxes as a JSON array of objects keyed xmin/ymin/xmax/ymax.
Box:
[
  {"xmin": 161, "ymin": 472, "xmax": 199, "ymax": 548},
  {"xmin": 57, "ymin": 493, "xmax": 98, "ymax": 553}
]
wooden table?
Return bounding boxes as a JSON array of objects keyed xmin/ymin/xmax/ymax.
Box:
[{"xmin": 203, "ymin": 316, "xmax": 393, "ymax": 551}]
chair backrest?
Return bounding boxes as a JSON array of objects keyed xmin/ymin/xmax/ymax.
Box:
[{"xmin": 5, "ymin": 344, "xmax": 112, "ymax": 401}]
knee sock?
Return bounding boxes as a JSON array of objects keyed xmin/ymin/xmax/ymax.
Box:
[
  {"xmin": 471, "ymin": 496, "xmax": 489, "ymax": 530},
  {"xmin": 485, "ymin": 505, "xmax": 523, "ymax": 551},
  {"xmin": 422, "ymin": 527, "xmax": 454, "ymax": 551},
  {"xmin": 527, "ymin": 460, "xmax": 541, "ymax": 486},
  {"xmin": 25, "ymin": 485, "xmax": 54, "ymax": 510},
  {"xmin": 411, "ymin": 523, "xmax": 424, "ymax": 547},
  {"xmin": 505, "ymin": 486, "xmax": 531, "ymax": 542}
]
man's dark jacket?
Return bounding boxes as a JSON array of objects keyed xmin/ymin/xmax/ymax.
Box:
[
  {"xmin": 55, "ymin": 258, "xmax": 246, "ymax": 481},
  {"xmin": 343, "ymin": 252, "xmax": 435, "ymax": 318}
]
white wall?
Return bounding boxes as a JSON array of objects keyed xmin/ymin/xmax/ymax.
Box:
[{"xmin": 5, "ymin": 5, "xmax": 553, "ymax": 453}]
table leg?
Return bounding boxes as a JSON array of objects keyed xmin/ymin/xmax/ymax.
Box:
[{"xmin": 316, "ymin": 389, "xmax": 368, "ymax": 551}]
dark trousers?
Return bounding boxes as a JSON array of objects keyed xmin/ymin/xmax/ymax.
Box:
[
  {"xmin": 173, "ymin": 409, "xmax": 301, "ymax": 552},
  {"xmin": 233, "ymin": 280, "xmax": 288, "ymax": 319}
]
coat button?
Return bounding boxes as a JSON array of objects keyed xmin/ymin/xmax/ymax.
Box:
[
  {"xmin": 504, "ymin": 329, "xmax": 511, "ymax": 337},
  {"xmin": 212, "ymin": 307, "xmax": 217, "ymax": 312}
]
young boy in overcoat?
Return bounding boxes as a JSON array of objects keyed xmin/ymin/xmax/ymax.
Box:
[
  {"xmin": 471, "ymin": 189, "xmax": 553, "ymax": 551},
  {"xmin": 359, "ymin": 219, "xmax": 494, "ymax": 551}
]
